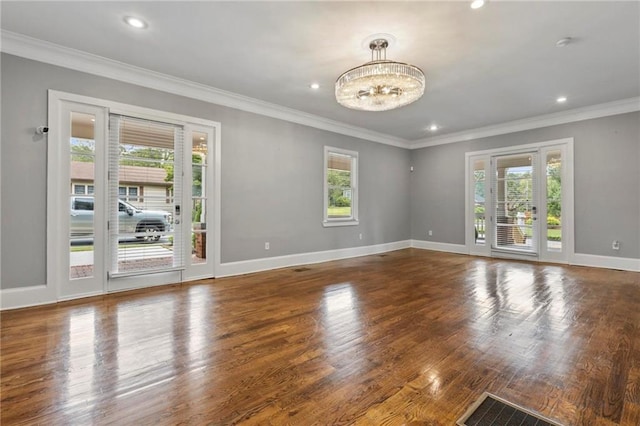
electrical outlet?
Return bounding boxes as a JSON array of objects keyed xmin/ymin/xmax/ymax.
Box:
[
  {"xmin": 612, "ymin": 240, "xmax": 620, "ymax": 250},
  {"xmin": 265, "ymin": 242, "xmax": 270, "ymax": 250},
  {"xmin": 428, "ymin": 230, "xmax": 433, "ymax": 236},
  {"xmin": 359, "ymin": 233, "xmax": 363, "ymax": 240}
]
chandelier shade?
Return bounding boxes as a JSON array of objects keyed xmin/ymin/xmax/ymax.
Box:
[{"xmin": 335, "ymin": 39, "xmax": 425, "ymax": 112}]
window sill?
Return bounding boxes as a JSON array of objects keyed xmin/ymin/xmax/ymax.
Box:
[{"xmin": 322, "ymin": 220, "xmax": 359, "ymax": 228}]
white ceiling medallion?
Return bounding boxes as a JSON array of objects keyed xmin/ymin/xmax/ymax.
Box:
[{"xmin": 335, "ymin": 38, "xmax": 425, "ymax": 112}]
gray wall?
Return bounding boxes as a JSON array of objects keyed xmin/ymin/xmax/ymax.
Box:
[
  {"xmin": 410, "ymin": 112, "xmax": 640, "ymax": 259},
  {"xmin": 0, "ymin": 54, "xmax": 411, "ymax": 289}
]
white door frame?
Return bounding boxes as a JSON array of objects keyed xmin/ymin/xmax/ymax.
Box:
[
  {"xmin": 49, "ymin": 100, "xmax": 108, "ymax": 300},
  {"xmin": 47, "ymin": 90, "xmax": 221, "ymax": 299},
  {"xmin": 491, "ymin": 151, "xmax": 539, "ymax": 258},
  {"xmin": 465, "ymin": 138, "xmax": 574, "ymax": 263},
  {"xmin": 182, "ymin": 123, "xmax": 219, "ymax": 281}
]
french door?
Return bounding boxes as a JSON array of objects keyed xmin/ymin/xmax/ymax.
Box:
[
  {"xmin": 50, "ymin": 92, "xmax": 219, "ymax": 300},
  {"xmin": 466, "ymin": 140, "xmax": 573, "ymax": 263},
  {"xmin": 492, "ymin": 152, "xmax": 538, "ymax": 256},
  {"xmin": 58, "ymin": 102, "xmax": 108, "ymax": 299}
]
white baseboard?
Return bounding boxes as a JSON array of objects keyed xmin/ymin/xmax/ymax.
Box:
[
  {"xmin": 216, "ymin": 240, "xmax": 412, "ymax": 278},
  {"xmin": 571, "ymin": 253, "xmax": 640, "ymax": 272},
  {"xmin": 0, "ymin": 284, "xmax": 56, "ymax": 310},
  {"xmin": 410, "ymin": 239, "xmax": 468, "ymax": 254},
  {"xmin": 411, "ymin": 240, "xmax": 640, "ymax": 273},
  {"xmin": 3, "ymin": 242, "xmax": 636, "ymax": 311}
]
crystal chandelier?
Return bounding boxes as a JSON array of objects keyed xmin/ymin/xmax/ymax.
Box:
[{"xmin": 335, "ymin": 39, "xmax": 425, "ymax": 111}]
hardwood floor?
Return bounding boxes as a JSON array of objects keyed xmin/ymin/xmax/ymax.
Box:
[{"xmin": 2, "ymin": 249, "xmax": 639, "ymax": 425}]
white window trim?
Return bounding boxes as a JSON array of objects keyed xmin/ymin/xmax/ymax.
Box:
[
  {"xmin": 323, "ymin": 146, "xmax": 359, "ymax": 227},
  {"xmin": 72, "ymin": 183, "xmax": 95, "ymax": 195}
]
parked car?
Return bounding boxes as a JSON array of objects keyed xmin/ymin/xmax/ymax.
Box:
[{"xmin": 70, "ymin": 197, "xmax": 172, "ymax": 241}]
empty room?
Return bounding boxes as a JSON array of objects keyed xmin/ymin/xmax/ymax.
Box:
[{"xmin": 1, "ymin": 1, "xmax": 639, "ymax": 425}]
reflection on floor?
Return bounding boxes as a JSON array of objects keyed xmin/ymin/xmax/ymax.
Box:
[{"xmin": 2, "ymin": 248, "xmax": 639, "ymax": 424}]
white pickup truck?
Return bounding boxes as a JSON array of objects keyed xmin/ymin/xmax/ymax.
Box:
[{"xmin": 70, "ymin": 197, "xmax": 172, "ymax": 241}]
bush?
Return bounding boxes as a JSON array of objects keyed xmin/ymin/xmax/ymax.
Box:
[
  {"xmin": 547, "ymin": 216, "xmax": 561, "ymax": 226},
  {"xmin": 334, "ymin": 196, "xmax": 351, "ymax": 207}
]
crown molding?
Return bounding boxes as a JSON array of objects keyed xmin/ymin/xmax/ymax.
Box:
[
  {"xmin": 410, "ymin": 97, "xmax": 640, "ymax": 149},
  {"xmin": 3, "ymin": 30, "xmax": 638, "ymax": 151},
  {"xmin": 0, "ymin": 30, "xmax": 410, "ymax": 149}
]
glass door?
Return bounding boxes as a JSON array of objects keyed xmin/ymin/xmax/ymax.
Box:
[
  {"xmin": 61, "ymin": 102, "xmax": 107, "ymax": 299},
  {"xmin": 107, "ymin": 115, "xmax": 183, "ymax": 281},
  {"xmin": 467, "ymin": 155, "xmax": 491, "ymax": 256},
  {"xmin": 492, "ymin": 153, "xmax": 538, "ymax": 256},
  {"xmin": 183, "ymin": 125, "xmax": 215, "ymax": 280},
  {"xmin": 466, "ymin": 140, "xmax": 572, "ymax": 263},
  {"xmin": 539, "ymin": 146, "xmax": 567, "ymax": 262}
]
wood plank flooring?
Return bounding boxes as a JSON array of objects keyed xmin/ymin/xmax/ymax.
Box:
[{"xmin": 2, "ymin": 249, "xmax": 639, "ymax": 425}]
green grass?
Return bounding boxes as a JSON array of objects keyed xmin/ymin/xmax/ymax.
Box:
[
  {"xmin": 328, "ymin": 206, "xmax": 352, "ymax": 217},
  {"xmin": 522, "ymin": 227, "xmax": 562, "ymax": 241},
  {"xmin": 70, "ymin": 245, "xmax": 94, "ymax": 252}
]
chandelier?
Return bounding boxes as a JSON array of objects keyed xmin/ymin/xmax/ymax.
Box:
[{"xmin": 335, "ymin": 38, "xmax": 425, "ymax": 111}]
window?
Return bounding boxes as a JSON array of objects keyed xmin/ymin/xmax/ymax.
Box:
[
  {"xmin": 323, "ymin": 146, "xmax": 358, "ymax": 227},
  {"xmin": 72, "ymin": 184, "xmax": 94, "ymax": 195},
  {"xmin": 118, "ymin": 186, "xmax": 140, "ymax": 203}
]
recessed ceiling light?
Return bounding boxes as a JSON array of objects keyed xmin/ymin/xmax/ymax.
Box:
[
  {"xmin": 124, "ymin": 16, "xmax": 147, "ymax": 29},
  {"xmin": 470, "ymin": 0, "xmax": 485, "ymax": 9},
  {"xmin": 556, "ymin": 96, "xmax": 568, "ymax": 103},
  {"xmin": 429, "ymin": 124, "xmax": 439, "ymax": 131},
  {"xmin": 310, "ymin": 83, "xmax": 320, "ymax": 90},
  {"xmin": 90, "ymin": 118, "xmax": 96, "ymax": 122}
]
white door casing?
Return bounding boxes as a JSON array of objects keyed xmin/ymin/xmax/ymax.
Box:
[
  {"xmin": 47, "ymin": 90, "xmax": 221, "ymax": 300},
  {"xmin": 465, "ymin": 138, "xmax": 574, "ymax": 263}
]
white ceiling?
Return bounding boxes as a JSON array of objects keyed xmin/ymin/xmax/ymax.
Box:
[{"xmin": 2, "ymin": 1, "xmax": 639, "ymax": 145}]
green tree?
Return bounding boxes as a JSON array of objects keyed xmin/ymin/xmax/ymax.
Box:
[
  {"xmin": 505, "ymin": 171, "xmax": 532, "ymax": 215},
  {"xmin": 546, "ymin": 160, "xmax": 562, "ymax": 218},
  {"xmin": 164, "ymin": 154, "xmax": 203, "ymax": 193},
  {"xmin": 120, "ymin": 146, "xmax": 173, "ymax": 168},
  {"xmin": 327, "ymin": 169, "xmax": 351, "ymax": 207},
  {"xmin": 70, "ymin": 139, "xmax": 95, "ymax": 162}
]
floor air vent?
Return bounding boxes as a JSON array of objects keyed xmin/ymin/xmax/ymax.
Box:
[
  {"xmin": 457, "ymin": 393, "xmax": 563, "ymax": 426},
  {"xmin": 293, "ymin": 267, "xmax": 311, "ymax": 272}
]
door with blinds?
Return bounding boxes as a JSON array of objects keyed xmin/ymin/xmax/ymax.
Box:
[
  {"xmin": 492, "ymin": 153, "xmax": 538, "ymax": 255},
  {"xmin": 107, "ymin": 115, "xmax": 184, "ymax": 289},
  {"xmin": 49, "ymin": 91, "xmax": 220, "ymax": 302},
  {"xmin": 467, "ymin": 142, "xmax": 571, "ymax": 263}
]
